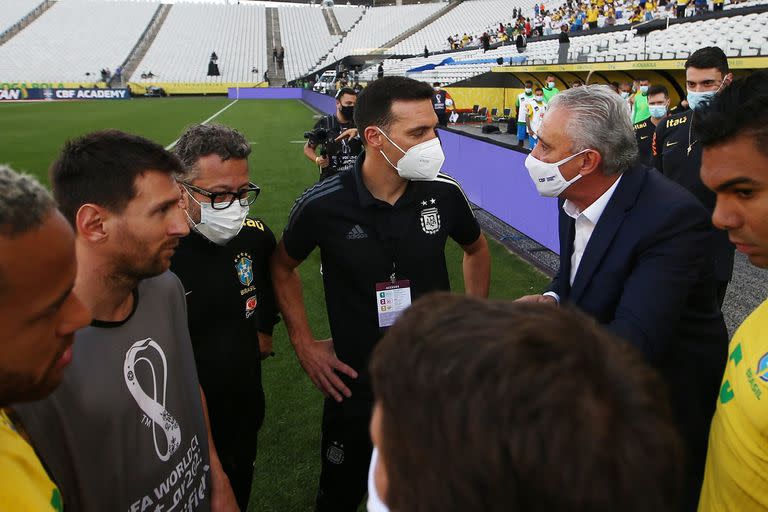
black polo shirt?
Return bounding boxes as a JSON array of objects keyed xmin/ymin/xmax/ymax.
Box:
[
  {"xmin": 282, "ymin": 152, "xmax": 481, "ymax": 396},
  {"xmin": 634, "ymin": 116, "xmax": 656, "ymax": 168},
  {"xmin": 170, "ymin": 218, "xmax": 279, "ymax": 441},
  {"xmin": 652, "ymin": 110, "xmax": 734, "ymax": 282}
]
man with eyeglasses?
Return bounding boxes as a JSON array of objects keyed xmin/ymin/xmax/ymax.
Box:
[
  {"xmin": 170, "ymin": 124, "xmax": 279, "ymax": 511},
  {"xmin": 652, "ymin": 46, "xmax": 734, "ymax": 307}
]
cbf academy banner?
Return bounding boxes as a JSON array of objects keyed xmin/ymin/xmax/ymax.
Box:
[{"xmin": 0, "ymin": 88, "xmax": 130, "ymax": 101}]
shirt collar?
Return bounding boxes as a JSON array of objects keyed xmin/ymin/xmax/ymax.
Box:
[
  {"xmin": 562, "ymin": 174, "xmax": 623, "ymax": 225},
  {"xmin": 352, "ymin": 151, "xmax": 420, "ymax": 208}
]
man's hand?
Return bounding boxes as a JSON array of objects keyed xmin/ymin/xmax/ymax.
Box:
[
  {"xmin": 258, "ymin": 332, "xmax": 274, "ymax": 360},
  {"xmin": 316, "ymin": 156, "xmax": 329, "ymax": 169},
  {"xmin": 516, "ymin": 294, "xmax": 557, "ymax": 304},
  {"xmin": 295, "ymin": 338, "xmax": 358, "ymax": 402},
  {"xmin": 335, "ymin": 128, "xmax": 358, "ymax": 142}
]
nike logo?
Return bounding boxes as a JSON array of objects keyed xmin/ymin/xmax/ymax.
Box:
[
  {"xmin": 346, "ymin": 224, "xmax": 368, "ymax": 240},
  {"xmin": 640, "ymin": 136, "xmax": 649, "ymax": 140},
  {"xmin": 666, "ymin": 141, "xmax": 679, "ymax": 147}
]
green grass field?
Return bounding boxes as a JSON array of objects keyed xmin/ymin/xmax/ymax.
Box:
[{"xmin": 0, "ymin": 97, "xmax": 548, "ymax": 511}]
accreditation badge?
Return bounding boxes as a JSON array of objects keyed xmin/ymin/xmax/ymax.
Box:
[{"xmin": 375, "ymin": 280, "xmax": 412, "ymax": 328}]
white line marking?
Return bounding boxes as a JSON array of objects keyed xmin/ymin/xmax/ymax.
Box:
[
  {"xmin": 289, "ymin": 140, "xmax": 306, "ymax": 143},
  {"xmin": 165, "ymin": 99, "xmax": 239, "ymax": 150}
]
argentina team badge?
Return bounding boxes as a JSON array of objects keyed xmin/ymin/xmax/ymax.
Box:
[
  {"xmin": 235, "ymin": 253, "xmax": 254, "ymax": 287},
  {"xmin": 420, "ymin": 207, "xmax": 441, "ymax": 235}
]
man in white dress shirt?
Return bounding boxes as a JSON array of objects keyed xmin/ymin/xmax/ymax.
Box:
[{"xmin": 516, "ymin": 85, "xmax": 728, "ymax": 512}]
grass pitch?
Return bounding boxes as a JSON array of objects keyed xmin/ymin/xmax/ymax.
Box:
[{"xmin": 0, "ymin": 97, "xmax": 549, "ymax": 511}]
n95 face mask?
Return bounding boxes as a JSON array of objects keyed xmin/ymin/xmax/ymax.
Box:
[
  {"xmin": 525, "ymin": 149, "xmax": 589, "ymax": 197},
  {"xmin": 378, "ymin": 128, "xmax": 445, "ymax": 181},
  {"xmin": 185, "ymin": 189, "xmax": 249, "ymax": 245}
]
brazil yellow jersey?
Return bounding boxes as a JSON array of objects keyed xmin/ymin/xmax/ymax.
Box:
[
  {"xmin": 699, "ymin": 300, "xmax": 768, "ymax": 512},
  {"xmin": 0, "ymin": 409, "xmax": 63, "ymax": 511}
]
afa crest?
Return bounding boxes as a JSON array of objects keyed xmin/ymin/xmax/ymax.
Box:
[
  {"xmin": 235, "ymin": 253, "xmax": 254, "ymax": 287},
  {"xmin": 420, "ymin": 207, "xmax": 441, "ymax": 235}
]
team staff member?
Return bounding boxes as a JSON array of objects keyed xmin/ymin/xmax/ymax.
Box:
[
  {"xmin": 271, "ymin": 76, "xmax": 490, "ymax": 512},
  {"xmin": 634, "ymin": 84, "xmax": 670, "ymax": 167},
  {"xmin": 653, "ymin": 46, "xmax": 734, "ymax": 305},
  {"xmin": 696, "ymin": 70, "xmax": 768, "ymax": 512},
  {"xmin": 512, "ymin": 80, "xmax": 535, "ymax": 146},
  {"xmin": 431, "ymin": 82, "xmax": 453, "ymax": 127},
  {"xmin": 630, "ymin": 77, "xmax": 651, "ymax": 124},
  {"xmin": 0, "ymin": 166, "xmax": 92, "ymax": 511},
  {"xmin": 171, "ymin": 124, "xmax": 279, "ymax": 510},
  {"xmin": 542, "ymin": 74, "xmax": 560, "ymax": 102},
  {"xmin": 304, "ymin": 87, "xmax": 363, "ymax": 181}
]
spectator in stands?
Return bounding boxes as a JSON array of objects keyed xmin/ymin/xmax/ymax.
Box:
[
  {"xmin": 543, "ymin": 12, "xmax": 553, "ymax": 34},
  {"xmin": 676, "ymin": 0, "xmax": 688, "ymax": 18},
  {"xmin": 515, "ymin": 31, "xmax": 527, "ymax": 52},
  {"xmin": 652, "ymin": 46, "xmax": 734, "ymax": 311},
  {"xmin": 481, "ymin": 32, "xmax": 491, "ymax": 52},
  {"xmin": 558, "ymin": 24, "xmax": 570, "ymax": 63},
  {"xmin": 377, "ymin": 62, "xmax": 384, "ymax": 79},
  {"xmin": 278, "ymin": 47, "xmax": 285, "ymax": 70},
  {"xmin": 696, "ymin": 69, "xmax": 768, "ymax": 512},
  {"xmin": 273, "ymin": 48, "xmax": 277, "ymax": 62},
  {"xmin": 0, "ymin": 166, "xmax": 91, "ymax": 510},
  {"xmin": 368, "ymin": 294, "xmax": 684, "ymax": 512},
  {"xmin": 461, "ymin": 33, "xmax": 470, "ymax": 47},
  {"xmin": 713, "ymin": 0, "xmax": 724, "ymax": 10},
  {"xmin": 524, "ymin": 17, "xmax": 533, "ymax": 36},
  {"xmin": 518, "ymin": 85, "xmax": 728, "ymax": 512},
  {"xmin": 587, "ymin": 3, "xmax": 600, "ymax": 29},
  {"xmin": 694, "ymin": 0, "xmax": 708, "ymax": 15},
  {"xmin": 630, "ymin": 77, "xmax": 651, "ymax": 124},
  {"xmin": 634, "ymin": 84, "xmax": 669, "ymax": 167},
  {"xmin": 543, "ymin": 74, "xmax": 560, "ymax": 101},
  {"xmin": 424, "ymin": 45, "xmax": 429, "ymax": 58},
  {"xmin": 526, "ymin": 87, "xmax": 548, "ymax": 149},
  {"xmin": 510, "ymin": 80, "xmax": 535, "ymax": 145}
]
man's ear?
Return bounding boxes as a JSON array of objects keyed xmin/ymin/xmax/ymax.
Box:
[
  {"xmin": 578, "ymin": 149, "xmax": 603, "ymax": 177},
  {"xmin": 365, "ymin": 127, "xmax": 385, "ymax": 149},
  {"xmin": 75, "ymin": 204, "xmax": 109, "ymax": 244}
]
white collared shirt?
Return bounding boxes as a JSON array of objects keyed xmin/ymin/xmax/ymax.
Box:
[{"xmin": 543, "ymin": 175, "xmax": 622, "ymax": 302}]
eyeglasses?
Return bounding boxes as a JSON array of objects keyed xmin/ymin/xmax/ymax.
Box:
[{"xmin": 183, "ymin": 182, "xmax": 260, "ymax": 210}]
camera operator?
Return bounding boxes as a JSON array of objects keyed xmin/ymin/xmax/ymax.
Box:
[{"xmin": 304, "ymin": 88, "xmax": 363, "ymax": 181}]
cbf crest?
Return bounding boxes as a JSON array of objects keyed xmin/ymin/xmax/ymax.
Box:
[
  {"xmin": 235, "ymin": 252, "xmax": 254, "ymax": 287},
  {"xmin": 420, "ymin": 206, "xmax": 441, "ymax": 235}
]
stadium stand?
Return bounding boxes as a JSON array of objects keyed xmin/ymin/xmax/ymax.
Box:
[
  {"xmin": 357, "ymin": 9, "xmax": 768, "ymax": 85},
  {"xmin": 332, "ymin": 5, "xmax": 365, "ymax": 33},
  {"xmin": 391, "ymin": 0, "xmax": 540, "ymax": 55},
  {"xmin": 278, "ymin": 6, "xmax": 340, "ymax": 82},
  {"xmin": 321, "ymin": 3, "xmax": 444, "ymax": 65},
  {"xmin": 0, "ymin": 0, "xmax": 157, "ymax": 83},
  {"xmin": 0, "ymin": 0, "xmax": 48, "ymax": 35},
  {"xmin": 130, "ymin": 3, "xmax": 267, "ymax": 84}
]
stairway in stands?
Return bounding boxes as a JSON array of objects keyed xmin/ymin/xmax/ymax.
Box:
[
  {"xmin": 322, "ymin": 8, "xmax": 343, "ymax": 36},
  {"xmin": 0, "ymin": 0, "xmax": 55, "ymax": 46},
  {"xmin": 112, "ymin": 3, "xmax": 172, "ymax": 88},
  {"xmin": 265, "ymin": 8, "xmax": 286, "ymax": 86},
  {"xmin": 377, "ymin": 0, "xmax": 465, "ymax": 53}
]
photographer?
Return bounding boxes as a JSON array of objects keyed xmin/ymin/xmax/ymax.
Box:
[{"xmin": 304, "ymin": 88, "xmax": 363, "ymax": 181}]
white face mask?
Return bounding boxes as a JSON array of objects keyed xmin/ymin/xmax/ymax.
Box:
[
  {"xmin": 525, "ymin": 88, "xmax": 533, "ymax": 94},
  {"xmin": 547, "ymin": 81, "xmax": 556, "ymax": 88},
  {"xmin": 535, "ymin": 95, "xmax": 544, "ymax": 102},
  {"xmin": 378, "ymin": 129, "xmax": 445, "ymax": 181},
  {"xmin": 367, "ymin": 448, "xmax": 390, "ymax": 512},
  {"xmin": 184, "ymin": 188, "xmax": 249, "ymax": 245},
  {"xmin": 525, "ymin": 149, "xmax": 590, "ymax": 197}
]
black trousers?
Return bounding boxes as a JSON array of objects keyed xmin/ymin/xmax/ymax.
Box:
[
  {"xmin": 436, "ymin": 112, "xmax": 449, "ymax": 127},
  {"xmin": 315, "ymin": 398, "xmax": 374, "ymax": 512},
  {"xmin": 218, "ymin": 436, "xmax": 258, "ymax": 511},
  {"xmin": 676, "ymin": 5, "xmax": 686, "ymax": 16}
]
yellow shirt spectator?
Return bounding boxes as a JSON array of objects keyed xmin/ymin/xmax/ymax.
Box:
[
  {"xmin": 587, "ymin": 7, "xmax": 600, "ymax": 21},
  {"xmin": 699, "ymin": 300, "xmax": 768, "ymax": 512},
  {"xmin": 0, "ymin": 409, "xmax": 63, "ymax": 511}
]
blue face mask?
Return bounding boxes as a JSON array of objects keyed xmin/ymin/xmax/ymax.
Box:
[
  {"xmin": 687, "ymin": 90, "xmax": 716, "ymax": 111},
  {"xmin": 639, "ymin": 85, "xmax": 649, "ymax": 94},
  {"xmin": 649, "ymin": 105, "xmax": 667, "ymax": 119}
]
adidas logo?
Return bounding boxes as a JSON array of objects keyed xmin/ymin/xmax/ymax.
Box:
[{"xmin": 346, "ymin": 224, "xmax": 368, "ymax": 240}]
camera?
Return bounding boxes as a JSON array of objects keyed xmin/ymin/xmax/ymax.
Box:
[{"xmin": 304, "ymin": 127, "xmax": 331, "ymax": 147}]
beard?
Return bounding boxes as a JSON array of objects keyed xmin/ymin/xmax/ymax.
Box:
[
  {"xmin": 0, "ymin": 359, "xmax": 66, "ymax": 406},
  {"xmin": 111, "ymin": 223, "xmax": 178, "ymax": 281}
]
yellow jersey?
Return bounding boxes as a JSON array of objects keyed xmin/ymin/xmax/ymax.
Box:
[
  {"xmin": 0, "ymin": 409, "xmax": 63, "ymax": 511},
  {"xmin": 699, "ymin": 300, "xmax": 768, "ymax": 512},
  {"xmin": 587, "ymin": 7, "xmax": 600, "ymax": 21}
]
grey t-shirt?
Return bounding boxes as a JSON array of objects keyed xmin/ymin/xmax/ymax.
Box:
[{"xmin": 16, "ymin": 272, "xmax": 212, "ymax": 512}]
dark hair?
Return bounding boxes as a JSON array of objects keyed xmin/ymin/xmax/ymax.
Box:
[
  {"xmin": 353, "ymin": 76, "xmax": 434, "ymax": 143},
  {"xmin": 335, "ymin": 87, "xmax": 357, "ymax": 100},
  {"xmin": 173, "ymin": 123, "xmax": 251, "ymax": 180},
  {"xmin": 696, "ymin": 70, "xmax": 768, "ymax": 156},
  {"xmin": 50, "ymin": 130, "xmax": 182, "ymax": 225},
  {"xmin": 547, "ymin": 73, "xmax": 556, "ymax": 79},
  {"xmin": 647, "ymin": 84, "xmax": 669, "ymax": 97},
  {"xmin": 534, "ymin": 86, "xmax": 544, "ymax": 92},
  {"xmin": 432, "ymin": 82, "xmax": 441, "ymax": 87},
  {"xmin": 685, "ymin": 46, "xmax": 729, "ymax": 75},
  {"xmin": 525, "ymin": 80, "xmax": 533, "ymax": 86},
  {"xmin": 371, "ymin": 293, "xmax": 682, "ymax": 512}
]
